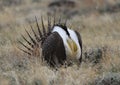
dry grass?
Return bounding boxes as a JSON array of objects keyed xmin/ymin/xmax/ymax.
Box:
[{"xmin": 0, "ymin": 0, "xmax": 120, "ymax": 85}]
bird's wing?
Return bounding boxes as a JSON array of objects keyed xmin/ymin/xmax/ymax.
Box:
[{"xmin": 42, "ymin": 32, "xmax": 66, "ymax": 67}]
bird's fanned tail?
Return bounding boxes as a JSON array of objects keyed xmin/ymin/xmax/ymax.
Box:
[{"xmin": 19, "ymin": 16, "xmax": 69, "ymax": 57}]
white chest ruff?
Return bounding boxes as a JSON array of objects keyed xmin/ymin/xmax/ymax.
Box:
[{"xmin": 52, "ymin": 26, "xmax": 81, "ymax": 60}]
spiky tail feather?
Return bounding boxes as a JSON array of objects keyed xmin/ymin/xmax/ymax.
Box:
[
  {"xmin": 18, "ymin": 16, "xmax": 52, "ymax": 56},
  {"xmin": 19, "ymin": 15, "xmax": 68, "ymax": 57}
]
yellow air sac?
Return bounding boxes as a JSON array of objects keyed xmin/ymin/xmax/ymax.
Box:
[{"xmin": 67, "ymin": 38, "xmax": 78, "ymax": 53}]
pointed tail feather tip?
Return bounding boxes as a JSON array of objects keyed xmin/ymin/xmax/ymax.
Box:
[
  {"xmin": 35, "ymin": 17, "xmax": 43, "ymax": 38},
  {"xmin": 41, "ymin": 16, "xmax": 46, "ymax": 36},
  {"xmin": 25, "ymin": 29, "xmax": 37, "ymax": 45},
  {"xmin": 18, "ymin": 40, "xmax": 33, "ymax": 52},
  {"xmin": 17, "ymin": 46, "xmax": 31, "ymax": 55},
  {"xmin": 30, "ymin": 23, "xmax": 40, "ymax": 42},
  {"xmin": 21, "ymin": 34, "xmax": 34, "ymax": 48}
]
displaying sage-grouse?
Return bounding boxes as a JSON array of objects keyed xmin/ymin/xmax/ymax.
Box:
[{"xmin": 19, "ymin": 16, "xmax": 82, "ymax": 67}]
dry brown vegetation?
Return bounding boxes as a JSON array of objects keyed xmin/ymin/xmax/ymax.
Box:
[{"xmin": 0, "ymin": 0, "xmax": 120, "ymax": 85}]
